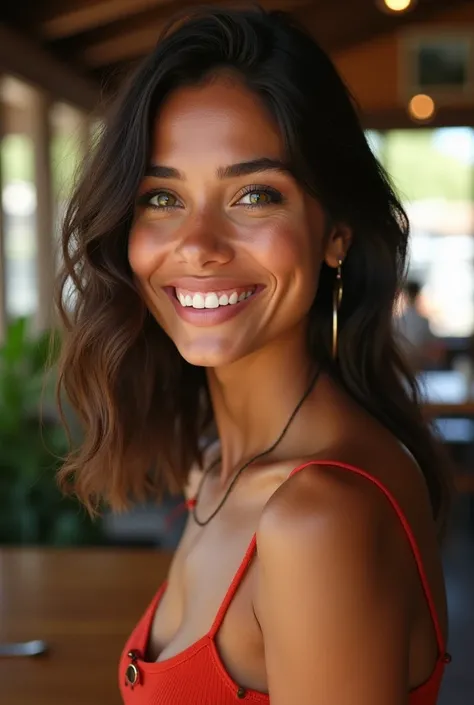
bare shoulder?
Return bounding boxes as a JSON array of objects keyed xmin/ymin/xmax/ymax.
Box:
[
  {"xmin": 254, "ymin": 454, "xmax": 414, "ymax": 704},
  {"xmin": 256, "ymin": 456, "xmax": 388, "ymax": 554},
  {"xmin": 300, "ymin": 372, "xmax": 435, "ymax": 522},
  {"xmin": 255, "ymin": 451, "xmax": 402, "ymax": 611},
  {"xmin": 255, "ymin": 434, "xmax": 435, "ymax": 602}
]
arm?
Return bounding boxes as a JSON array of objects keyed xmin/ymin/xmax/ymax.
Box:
[{"xmin": 255, "ymin": 467, "xmax": 410, "ymax": 705}]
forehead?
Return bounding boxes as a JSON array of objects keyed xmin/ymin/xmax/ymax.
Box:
[{"xmin": 150, "ymin": 77, "xmax": 284, "ymax": 164}]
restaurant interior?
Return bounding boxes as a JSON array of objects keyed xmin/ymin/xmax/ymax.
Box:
[{"xmin": 1, "ymin": 1, "xmax": 474, "ymax": 703}]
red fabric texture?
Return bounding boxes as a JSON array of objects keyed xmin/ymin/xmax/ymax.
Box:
[{"xmin": 119, "ymin": 460, "xmax": 450, "ymax": 704}]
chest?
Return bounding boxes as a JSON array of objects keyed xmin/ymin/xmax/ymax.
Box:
[{"xmin": 146, "ymin": 502, "xmax": 268, "ymax": 690}]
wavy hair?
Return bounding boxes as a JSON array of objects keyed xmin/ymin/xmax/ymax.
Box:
[{"xmin": 55, "ymin": 5, "xmax": 452, "ymax": 534}]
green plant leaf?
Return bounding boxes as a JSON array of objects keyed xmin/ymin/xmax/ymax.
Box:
[
  {"xmin": 0, "ymin": 317, "xmax": 28, "ymax": 366},
  {"xmin": 0, "ymin": 317, "xmax": 103, "ymax": 546}
]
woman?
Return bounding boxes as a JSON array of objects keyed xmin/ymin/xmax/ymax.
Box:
[{"xmin": 55, "ymin": 6, "xmax": 452, "ymax": 704}]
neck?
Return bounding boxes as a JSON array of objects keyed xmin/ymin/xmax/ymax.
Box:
[{"xmin": 206, "ymin": 323, "xmax": 317, "ymax": 484}]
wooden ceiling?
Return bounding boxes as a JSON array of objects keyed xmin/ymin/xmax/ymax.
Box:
[
  {"xmin": 0, "ymin": 0, "xmax": 473, "ymax": 117},
  {"xmin": 2, "ymin": 0, "xmax": 470, "ymax": 79}
]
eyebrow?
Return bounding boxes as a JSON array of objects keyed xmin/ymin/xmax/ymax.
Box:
[{"xmin": 144, "ymin": 158, "xmax": 292, "ymax": 180}]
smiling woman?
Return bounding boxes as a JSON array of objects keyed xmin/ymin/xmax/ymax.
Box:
[
  {"xmin": 54, "ymin": 5, "xmax": 452, "ymax": 705},
  {"xmin": 128, "ymin": 79, "xmax": 326, "ymax": 366}
]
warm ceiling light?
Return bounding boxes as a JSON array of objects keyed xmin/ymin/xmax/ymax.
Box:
[
  {"xmin": 379, "ymin": 0, "xmax": 416, "ymax": 13},
  {"xmin": 408, "ymin": 94, "xmax": 436, "ymax": 122}
]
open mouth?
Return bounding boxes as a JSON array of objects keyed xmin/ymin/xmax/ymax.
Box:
[{"xmin": 173, "ymin": 285, "xmax": 258, "ymax": 310}]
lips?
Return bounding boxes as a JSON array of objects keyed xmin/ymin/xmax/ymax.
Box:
[{"xmin": 162, "ymin": 280, "xmax": 264, "ymax": 327}]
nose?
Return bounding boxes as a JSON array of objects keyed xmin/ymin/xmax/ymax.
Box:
[{"xmin": 174, "ymin": 214, "xmax": 234, "ymax": 269}]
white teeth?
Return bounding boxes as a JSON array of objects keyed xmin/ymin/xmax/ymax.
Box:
[
  {"xmin": 192, "ymin": 293, "xmax": 205, "ymax": 309},
  {"xmin": 204, "ymin": 293, "xmax": 219, "ymax": 309},
  {"xmin": 175, "ymin": 288, "xmax": 256, "ymax": 308}
]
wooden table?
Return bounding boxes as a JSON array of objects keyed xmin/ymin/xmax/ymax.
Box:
[{"xmin": 0, "ymin": 548, "xmax": 172, "ymax": 705}]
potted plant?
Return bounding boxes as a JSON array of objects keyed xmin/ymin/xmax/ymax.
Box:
[{"xmin": 0, "ymin": 316, "xmax": 103, "ymax": 545}]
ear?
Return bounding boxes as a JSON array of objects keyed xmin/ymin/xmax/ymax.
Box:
[{"xmin": 323, "ymin": 223, "xmax": 353, "ymax": 268}]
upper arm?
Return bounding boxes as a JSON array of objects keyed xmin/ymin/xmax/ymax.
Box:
[{"xmin": 255, "ymin": 468, "xmax": 410, "ymax": 705}]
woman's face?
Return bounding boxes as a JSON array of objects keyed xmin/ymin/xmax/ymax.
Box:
[{"xmin": 129, "ymin": 75, "xmax": 338, "ymax": 367}]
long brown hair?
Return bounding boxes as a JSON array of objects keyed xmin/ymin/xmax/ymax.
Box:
[{"xmin": 55, "ymin": 6, "xmax": 453, "ymax": 534}]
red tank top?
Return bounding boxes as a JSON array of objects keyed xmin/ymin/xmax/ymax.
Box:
[{"xmin": 119, "ymin": 460, "xmax": 451, "ymax": 704}]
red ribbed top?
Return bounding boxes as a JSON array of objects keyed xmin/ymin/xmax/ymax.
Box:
[{"xmin": 119, "ymin": 460, "xmax": 451, "ymax": 704}]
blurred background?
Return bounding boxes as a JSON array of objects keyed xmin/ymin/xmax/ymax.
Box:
[{"xmin": 0, "ymin": 1, "xmax": 473, "ymax": 704}]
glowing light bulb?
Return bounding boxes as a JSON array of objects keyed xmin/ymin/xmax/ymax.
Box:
[
  {"xmin": 384, "ymin": 0, "xmax": 413, "ymax": 11},
  {"xmin": 408, "ymin": 94, "xmax": 436, "ymax": 122}
]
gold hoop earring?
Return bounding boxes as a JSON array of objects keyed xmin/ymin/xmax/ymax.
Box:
[{"xmin": 332, "ymin": 259, "xmax": 343, "ymax": 359}]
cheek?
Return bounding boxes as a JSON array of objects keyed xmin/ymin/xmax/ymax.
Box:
[
  {"xmin": 254, "ymin": 217, "xmax": 322, "ymax": 296},
  {"xmin": 128, "ymin": 224, "xmax": 177, "ymax": 330},
  {"xmin": 128, "ymin": 223, "xmax": 166, "ymax": 279}
]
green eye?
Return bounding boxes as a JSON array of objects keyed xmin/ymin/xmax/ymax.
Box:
[
  {"xmin": 150, "ymin": 192, "xmax": 178, "ymax": 208},
  {"xmin": 248, "ymin": 191, "xmax": 271, "ymax": 204},
  {"xmin": 236, "ymin": 187, "xmax": 282, "ymax": 207}
]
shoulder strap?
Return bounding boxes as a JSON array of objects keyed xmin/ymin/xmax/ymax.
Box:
[
  {"xmin": 208, "ymin": 532, "xmax": 257, "ymax": 638},
  {"xmin": 208, "ymin": 459, "xmax": 445, "ymax": 654}
]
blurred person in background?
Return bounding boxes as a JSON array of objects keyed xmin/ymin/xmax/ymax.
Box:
[
  {"xmin": 397, "ymin": 280, "xmax": 446, "ymax": 371},
  {"xmin": 54, "ymin": 6, "xmax": 452, "ymax": 705}
]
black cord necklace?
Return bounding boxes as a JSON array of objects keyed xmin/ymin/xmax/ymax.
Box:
[{"xmin": 191, "ymin": 365, "xmax": 322, "ymax": 527}]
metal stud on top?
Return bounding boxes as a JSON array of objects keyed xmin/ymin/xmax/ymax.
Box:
[{"xmin": 125, "ymin": 650, "xmax": 141, "ymax": 689}]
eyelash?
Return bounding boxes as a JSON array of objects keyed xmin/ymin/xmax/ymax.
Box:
[
  {"xmin": 137, "ymin": 184, "xmax": 284, "ymax": 212},
  {"xmin": 137, "ymin": 190, "xmax": 181, "ymax": 212}
]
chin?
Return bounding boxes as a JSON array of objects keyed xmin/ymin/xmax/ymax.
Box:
[{"xmin": 173, "ymin": 335, "xmax": 253, "ymax": 368}]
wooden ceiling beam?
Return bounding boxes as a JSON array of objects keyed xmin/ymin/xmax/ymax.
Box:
[
  {"xmin": 40, "ymin": 0, "xmax": 172, "ymax": 40},
  {"xmin": 0, "ymin": 22, "xmax": 99, "ymax": 111},
  {"xmin": 79, "ymin": 0, "xmax": 311, "ymax": 67},
  {"xmin": 80, "ymin": 0, "xmax": 471, "ymax": 69},
  {"xmin": 40, "ymin": 0, "xmax": 292, "ymax": 41},
  {"xmin": 83, "ymin": 24, "xmax": 165, "ymax": 66}
]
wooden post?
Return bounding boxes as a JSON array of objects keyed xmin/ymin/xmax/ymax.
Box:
[
  {"xmin": 0, "ymin": 93, "xmax": 7, "ymax": 342},
  {"xmin": 31, "ymin": 89, "xmax": 54, "ymax": 334}
]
